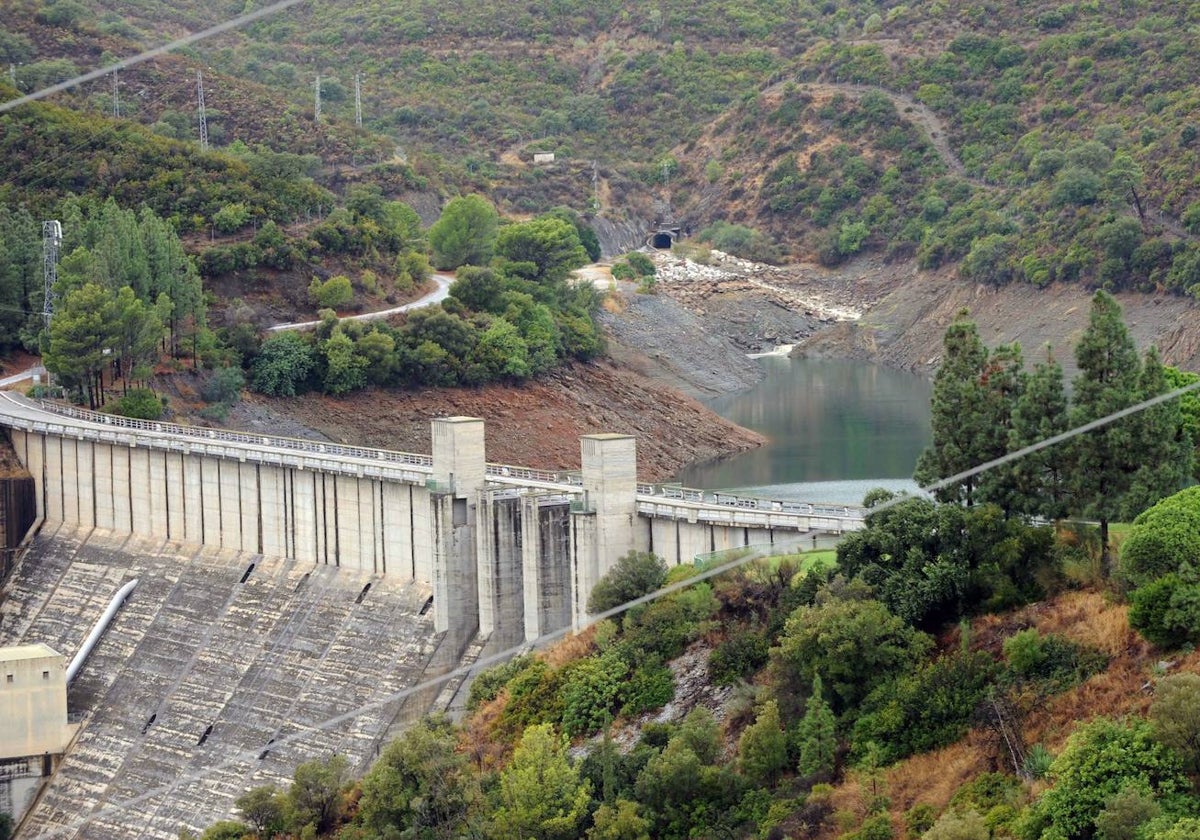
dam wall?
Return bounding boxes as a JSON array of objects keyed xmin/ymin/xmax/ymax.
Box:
[{"xmin": 0, "ymin": 394, "xmax": 860, "ymax": 646}]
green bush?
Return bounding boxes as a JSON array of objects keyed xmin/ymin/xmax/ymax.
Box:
[
  {"xmin": 610, "ymin": 261, "xmax": 636, "ymax": 281},
  {"xmin": 620, "ymin": 593, "xmax": 711, "ymax": 662},
  {"xmin": 467, "ymin": 654, "xmax": 533, "ymax": 710},
  {"xmin": 1002, "ymin": 629, "xmax": 1108, "ymax": 691},
  {"xmin": 1018, "ymin": 718, "xmax": 1189, "ymax": 840},
  {"xmin": 108, "ymin": 388, "xmax": 164, "ymax": 420},
  {"xmin": 846, "ymin": 814, "xmax": 894, "ymax": 840},
  {"xmin": 1128, "ymin": 572, "xmax": 1200, "ymax": 649},
  {"xmin": 560, "ymin": 652, "xmax": 627, "ymax": 736},
  {"xmin": 198, "ymin": 403, "xmax": 230, "ymax": 422},
  {"xmin": 697, "ymin": 220, "xmax": 782, "ymax": 263},
  {"xmin": 250, "ymin": 332, "xmax": 317, "ymax": 397},
  {"xmin": 1119, "ymin": 487, "xmax": 1200, "ymax": 587},
  {"xmin": 905, "ymin": 803, "xmax": 937, "ymax": 838},
  {"xmin": 1149, "ymin": 673, "xmax": 1200, "ymax": 773},
  {"xmin": 708, "ymin": 631, "xmax": 770, "ymax": 686},
  {"xmin": 588, "ymin": 551, "xmax": 668, "ymax": 616},
  {"xmin": 950, "ymin": 773, "xmax": 1023, "ymax": 813},
  {"xmin": 497, "ymin": 659, "xmax": 564, "ymax": 732},
  {"xmin": 626, "ymin": 252, "xmax": 656, "ymax": 276},
  {"xmin": 1093, "ymin": 784, "xmax": 1161, "ymax": 840},
  {"xmin": 212, "ymin": 202, "xmax": 251, "ymax": 234},
  {"xmin": 308, "ymin": 275, "xmax": 354, "ymax": 310},
  {"xmin": 852, "ymin": 650, "xmax": 999, "ymax": 763},
  {"xmin": 620, "ymin": 658, "xmax": 675, "ymax": 717},
  {"xmin": 201, "ymin": 366, "xmax": 246, "ymax": 405},
  {"xmin": 923, "ymin": 809, "xmax": 988, "ymax": 840},
  {"xmin": 773, "ymin": 597, "xmax": 933, "ymax": 717}
]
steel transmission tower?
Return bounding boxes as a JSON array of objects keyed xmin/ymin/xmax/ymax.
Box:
[
  {"xmin": 42, "ymin": 220, "xmax": 62, "ymax": 331},
  {"xmin": 354, "ymin": 72, "xmax": 362, "ymax": 127},
  {"xmin": 196, "ymin": 70, "xmax": 209, "ymax": 151},
  {"xmin": 112, "ymin": 70, "xmax": 120, "ymax": 117},
  {"xmin": 314, "ymin": 74, "xmax": 321, "ymax": 121}
]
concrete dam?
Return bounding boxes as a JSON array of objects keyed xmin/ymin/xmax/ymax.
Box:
[{"xmin": 0, "ymin": 392, "xmax": 862, "ymax": 837}]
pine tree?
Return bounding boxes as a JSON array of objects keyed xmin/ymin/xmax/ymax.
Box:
[
  {"xmin": 44, "ymin": 282, "xmax": 119, "ymax": 409},
  {"xmin": 1121, "ymin": 347, "xmax": 1193, "ymax": 519},
  {"xmin": 797, "ymin": 674, "xmax": 837, "ymax": 779},
  {"xmin": 738, "ymin": 700, "xmax": 788, "ymax": 787},
  {"xmin": 1005, "ymin": 346, "xmax": 1071, "ymax": 520},
  {"xmin": 1069, "ymin": 290, "xmax": 1142, "ymax": 566},
  {"xmin": 140, "ymin": 207, "xmax": 197, "ymax": 355},
  {"xmin": 111, "ymin": 286, "xmax": 163, "ymax": 390},
  {"xmin": 94, "ymin": 199, "xmax": 151, "ymax": 296},
  {"xmin": 975, "ymin": 342, "xmax": 1026, "ymax": 514},
  {"xmin": 0, "ymin": 205, "xmax": 39, "ymax": 349},
  {"xmin": 914, "ymin": 312, "xmax": 991, "ymax": 505}
]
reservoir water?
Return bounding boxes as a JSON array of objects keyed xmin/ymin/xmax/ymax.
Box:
[{"xmin": 675, "ymin": 356, "xmax": 934, "ymax": 505}]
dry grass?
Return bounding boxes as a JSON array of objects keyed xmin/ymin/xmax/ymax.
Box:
[
  {"xmin": 816, "ymin": 589, "xmax": 1178, "ymax": 838},
  {"xmin": 601, "ymin": 291, "xmax": 626, "ymax": 314},
  {"xmin": 461, "ymin": 694, "xmax": 511, "ymax": 772},
  {"xmin": 539, "ymin": 626, "xmax": 597, "ymax": 668},
  {"xmin": 886, "ymin": 740, "xmax": 996, "ymax": 815},
  {"xmin": 1026, "ymin": 660, "xmax": 1153, "ymax": 749},
  {"xmin": 1031, "ymin": 591, "xmax": 1139, "ymax": 658}
]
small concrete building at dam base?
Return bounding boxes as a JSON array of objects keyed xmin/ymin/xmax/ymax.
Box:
[{"xmin": 0, "ymin": 393, "xmax": 860, "ymax": 837}]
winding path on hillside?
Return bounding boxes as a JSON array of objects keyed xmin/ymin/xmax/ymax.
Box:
[
  {"xmin": 767, "ymin": 79, "xmax": 989, "ymax": 188},
  {"xmin": 0, "ymin": 274, "xmax": 456, "ymax": 388},
  {"xmin": 266, "ymin": 272, "xmax": 455, "ymax": 332}
]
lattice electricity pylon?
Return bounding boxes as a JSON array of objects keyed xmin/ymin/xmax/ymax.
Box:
[
  {"xmin": 354, "ymin": 72, "xmax": 362, "ymax": 127},
  {"xmin": 196, "ymin": 70, "xmax": 209, "ymax": 151},
  {"xmin": 42, "ymin": 220, "xmax": 62, "ymax": 330}
]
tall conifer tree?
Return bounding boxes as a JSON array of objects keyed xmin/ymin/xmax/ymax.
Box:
[
  {"xmin": 1006, "ymin": 347, "xmax": 1071, "ymax": 520},
  {"xmin": 797, "ymin": 674, "xmax": 837, "ymax": 779},
  {"xmin": 1121, "ymin": 347, "xmax": 1193, "ymax": 519},
  {"xmin": 976, "ymin": 342, "xmax": 1026, "ymax": 514},
  {"xmin": 1069, "ymin": 290, "xmax": 1142, "ymax": 565},
  {"xmin": 915, "ymin": 312, "xmax": 990, "ymax": 505}
]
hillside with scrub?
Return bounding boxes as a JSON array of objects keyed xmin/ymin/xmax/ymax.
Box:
[{"xmin": 6, "ymin": 0, "xmax": 1200, "ymax": 295}]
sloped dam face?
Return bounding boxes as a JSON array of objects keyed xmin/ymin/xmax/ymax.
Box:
[{"xmin": 0, "ymin": 525, "xmax": 447, "ymax": 839}]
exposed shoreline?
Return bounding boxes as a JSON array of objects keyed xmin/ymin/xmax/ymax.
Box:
[{"xmin": 175, "ymin": 253, "xmax": 1200, "ymax": 484}]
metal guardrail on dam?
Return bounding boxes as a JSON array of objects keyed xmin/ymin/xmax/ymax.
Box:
[{"xmin": 0, "ymin": 393, "xmax": 866, "ymax": 532}]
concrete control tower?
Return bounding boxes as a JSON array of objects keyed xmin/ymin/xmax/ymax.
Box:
[{"xmin": 1, "ymin": 643, "xmax": 74, "ymax": 822}]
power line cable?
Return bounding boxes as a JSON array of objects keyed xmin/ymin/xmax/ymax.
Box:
[
  {"xmin": 35, "ymin": 376, "xmax": 1200, "ymax": 838},
  {"xmin": 0, "ymin": 0, "xmax": 306, "ymax": 115}
]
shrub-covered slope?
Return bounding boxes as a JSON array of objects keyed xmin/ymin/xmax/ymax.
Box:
[{"xmin": 7, "ymin": 0, "xmax": 1200, "ymax": 293}]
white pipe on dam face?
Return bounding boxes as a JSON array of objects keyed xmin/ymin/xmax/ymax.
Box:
[{"xmin": 66, "ymin": 578, "xmax": 139, "ymax": 684}]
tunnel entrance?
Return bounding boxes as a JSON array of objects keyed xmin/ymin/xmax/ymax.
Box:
[{"xmin": 650, "ymin": 231, "xmax": 675, "ymax": 249}]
